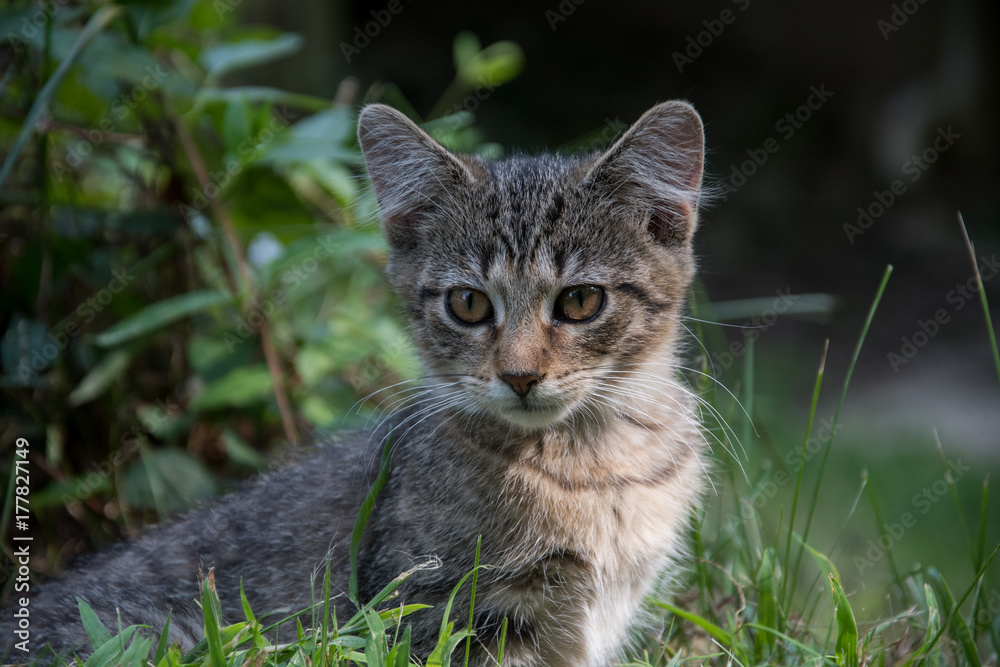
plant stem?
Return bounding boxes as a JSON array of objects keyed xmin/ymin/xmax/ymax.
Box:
[{"xmin": 171, "ymin": 115, "xmax": 300, "ymax": 445}]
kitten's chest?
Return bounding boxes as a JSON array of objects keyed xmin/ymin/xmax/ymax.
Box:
[
  {"xmin": 493, "ymin": 422, "xmax": 702, "ymax": 567},
  {"xmin": 468, "ymin": 424, "xmax": 703, "ymax": 666}
]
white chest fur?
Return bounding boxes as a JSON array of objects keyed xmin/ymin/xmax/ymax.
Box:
[{"xmin": 478, "ymin": 420, "xmax": 705, "ymax": 666}]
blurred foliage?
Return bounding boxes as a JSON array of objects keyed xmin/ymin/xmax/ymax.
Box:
[{"xmin": 0, "ymin": 0, "xmax": 524, "ymax": 576}]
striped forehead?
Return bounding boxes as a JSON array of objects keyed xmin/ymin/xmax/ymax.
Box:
[{"xmin": 470, "ymin": 155, "xmax": 581, "ymax": 277}]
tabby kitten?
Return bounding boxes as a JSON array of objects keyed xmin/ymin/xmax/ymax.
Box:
[{"xmin": 3, "ymin": 101, "xmax": 707, "ymax": 667}]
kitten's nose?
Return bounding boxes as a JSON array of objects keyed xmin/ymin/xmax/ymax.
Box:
[{"xmin": 501, "ymin": 373, "xmax": 542, "ymax": 398}]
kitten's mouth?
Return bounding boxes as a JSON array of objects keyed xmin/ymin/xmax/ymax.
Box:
[{"xmin": 494, "ymin": 400, "xmax": 570, "ymax": 430}]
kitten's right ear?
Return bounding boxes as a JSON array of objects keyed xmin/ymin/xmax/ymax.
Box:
[
  {"xmin": 582, "ymin": 101, "xmax": 705, "ymax": 246},
  {"xmin": 357, "ymin": 104, "xmax": 478, "ymax": 249}
]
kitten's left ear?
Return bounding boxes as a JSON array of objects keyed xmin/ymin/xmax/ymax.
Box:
[
  {"xmin": 583, "ymin": 101, "xmax": 705, "ymax": 245},
  {"xmin": 357, "ymin": 104, "xmax": 481, "ymax": 250}
]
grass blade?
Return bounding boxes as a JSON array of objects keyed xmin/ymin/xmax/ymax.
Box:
[
  {"xmin": 200, "ymin": 571, "xmax": 227, "ymax": 667},
  {"xmin": 77, "ymin": 598, "xmax": 112, "ymax": 649},
  {"xmin": 350, "ymin": 433, "xmax": 394, "ymax": 606},
  {"xmin": 82, "ymin": 626, "xmax": 140, "ymax": 667},
  {"xmin": 320, "ymin": 556, "xmax": 332, "ymax": 667},
  {"xmin": 864, "ymin": 477, "xmax": 905, "ymax": 597},
  {"xmin": 978, "ymin": 475, "xmax": 990, "ymax": 570},
  {"xmin": 933, "ymin": 429, "xmax": 976, "ymax": 571},
  {"xmin": 0, "ymin": 5, "xmax": 124, "ymax": 191},
  {"xmin": 363, "ymin": 607, "xmax": 388, "ymax": 666},
  {"xmin": 796, "ymin": 265, "xmax": 893, "ymax": 591},
  {"xmin": 464, "ymin": 535, "xmax": 483, "ymax": 667},
  {"xmin": 754, "ymin": 549, "xmax": 778, "ymax": 662},
  {"xmin": 958, "ymin": 212, "xmax": 1000, "ymax": 388},
  {"xmin": 908, "ymin": 542, "xmax": 1000, "ymax": 665},
  {"xmin": 391, "ymin": 624, "xmax": 412, "ymax": 667},
  {"xmin": 830, "ymin": 575, "xmax": 859, "ymax": 667},
  {"xmin": 653, "ymin": 602, "xmax": 732, "ymax": 647},
  {"xmin": 924, "ymin": 568, "xmax": 981, "ymax": 667},
  {"xmin": 743, "ymin": 623, "xmax": 821, "ymax": 658},
  {"xmin": 782, "ymin": 338, "xmax": 829, "ymax": 606},
  {"xmin": 923, "ymin": 584, "xmax": 943, "ymax": 667},
  {"xmin": 152, "ymin": 610, "xmax": 172, "ymax": 665},
  {"xmin": 497, "ymin": 616, "xmax": 508, "ymax": 666}
]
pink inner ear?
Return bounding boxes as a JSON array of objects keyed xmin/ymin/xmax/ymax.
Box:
[{"xmin": 649, "ymin": 200, "xmax": 695, "ymax": 244}]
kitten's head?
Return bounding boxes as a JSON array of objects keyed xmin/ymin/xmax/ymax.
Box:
[{"xmin": 358, "ymin": 102, "xmax": 704, "ymax": 432}]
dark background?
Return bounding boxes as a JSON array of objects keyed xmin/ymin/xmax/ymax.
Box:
[{"xmin": 245, "ymin": 0, "xmax": 1000, "ymax": 447}]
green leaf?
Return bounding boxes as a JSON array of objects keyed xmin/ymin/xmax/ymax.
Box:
[
  {"xmin": 350, "ymin": 434, "xmax": 394, "ymax": 605},
  {"xmin": 925, "ymin": 568, "xmax": 982, "ymax": 667},
  {"xmin": 152, "ymin": 610, "xmax": 172, "ymax": 666},
  {"xmin": 364, "ymin": 607, "xmax": 388, "ymax": 665},
  {"xmin": 390, "ymin": 624, "xmax": 412, "ymax": 667},
  {"xmin": 654, "ymin": 601, "xmax": 733, "ymax": 647},
  {"xmin": 221, "ymin": 427, "xmax": 268, "ymax": 468},
  {"xmin": 119, "ymin": 633, "xmax": 153, "ymax": 667},
  {"xmin": 465, "ymin": 536, "xmax": 482, "ymax": 667},
  {"xmin": 830, "ymin": 575, "xmax": 858, "ymax": 667},
  {"xmin": 191, "ymin": 365, "xmax": 274, "ymax": 411},
  {"xmin": 256, "ymin": 107, "xmax": 358, "ymax": 165},
  {"xmin": 754, "ymin": 548, "xmax": 778, "ymax": 661},
  {"xmin": 456, "ymin": 40, "xmax": 524, "ymax": 87},
  {"xmin": 69, "ymin": 349, "xmax": 133, "ymax": 406},
  {"xmin": 120, "ymin": 448, "xmax": 216, "ymax": 514},
  {"xmin": 239, "ymin": 580, "xmax": 256, "ymax": 624},
  {"xmin": 296, "ymin": 345, "xmax": 339, "ymax": 388},
  {"xmin": 452, "ymin": 31, "xmax": 481, "ymax": 70},
  {"xmin": 83, "ymin": 625, "xmax": 140, "ymax": 667},
  {"xmin": 200, "ymin": 574, "xmax": 227, "ymax": 667},
  {"xmin": 95, "ymin": 290, "xmax": 232, "ymax": 347},
  {"xmin": 0, "ymin": 5, "xmax": 123, "ymax": 191},
  {"xmin": 923, "ymin": 584, "xmax": 942, "ymax": 667},
  {"xmin": 78, "ymin": 598, "xmax": 113, "ymax": 649},
  {"xmin": 222, "ymin": 95, "xmax": 252, "ymax": 153},
  {"xmin": 193, "ymin": 86, "xmax": 331, "ymax": 113},
  {"xmin": 201, "ymin": 34, "xmax": 304, "ymax": 83}
]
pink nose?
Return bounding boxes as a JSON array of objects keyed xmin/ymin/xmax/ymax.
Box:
[{"xmin": 501, "ymin": 373, "xmax": 542, "ymax": 398}]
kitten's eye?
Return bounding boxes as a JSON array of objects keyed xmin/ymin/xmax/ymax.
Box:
[
  {"xmin": 447, "ymin": 288, "xmax": 494, "ymax": 324},
  {"xmin": 554, "ymin": 285, "xmax": 605, "ymax": 322}
]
